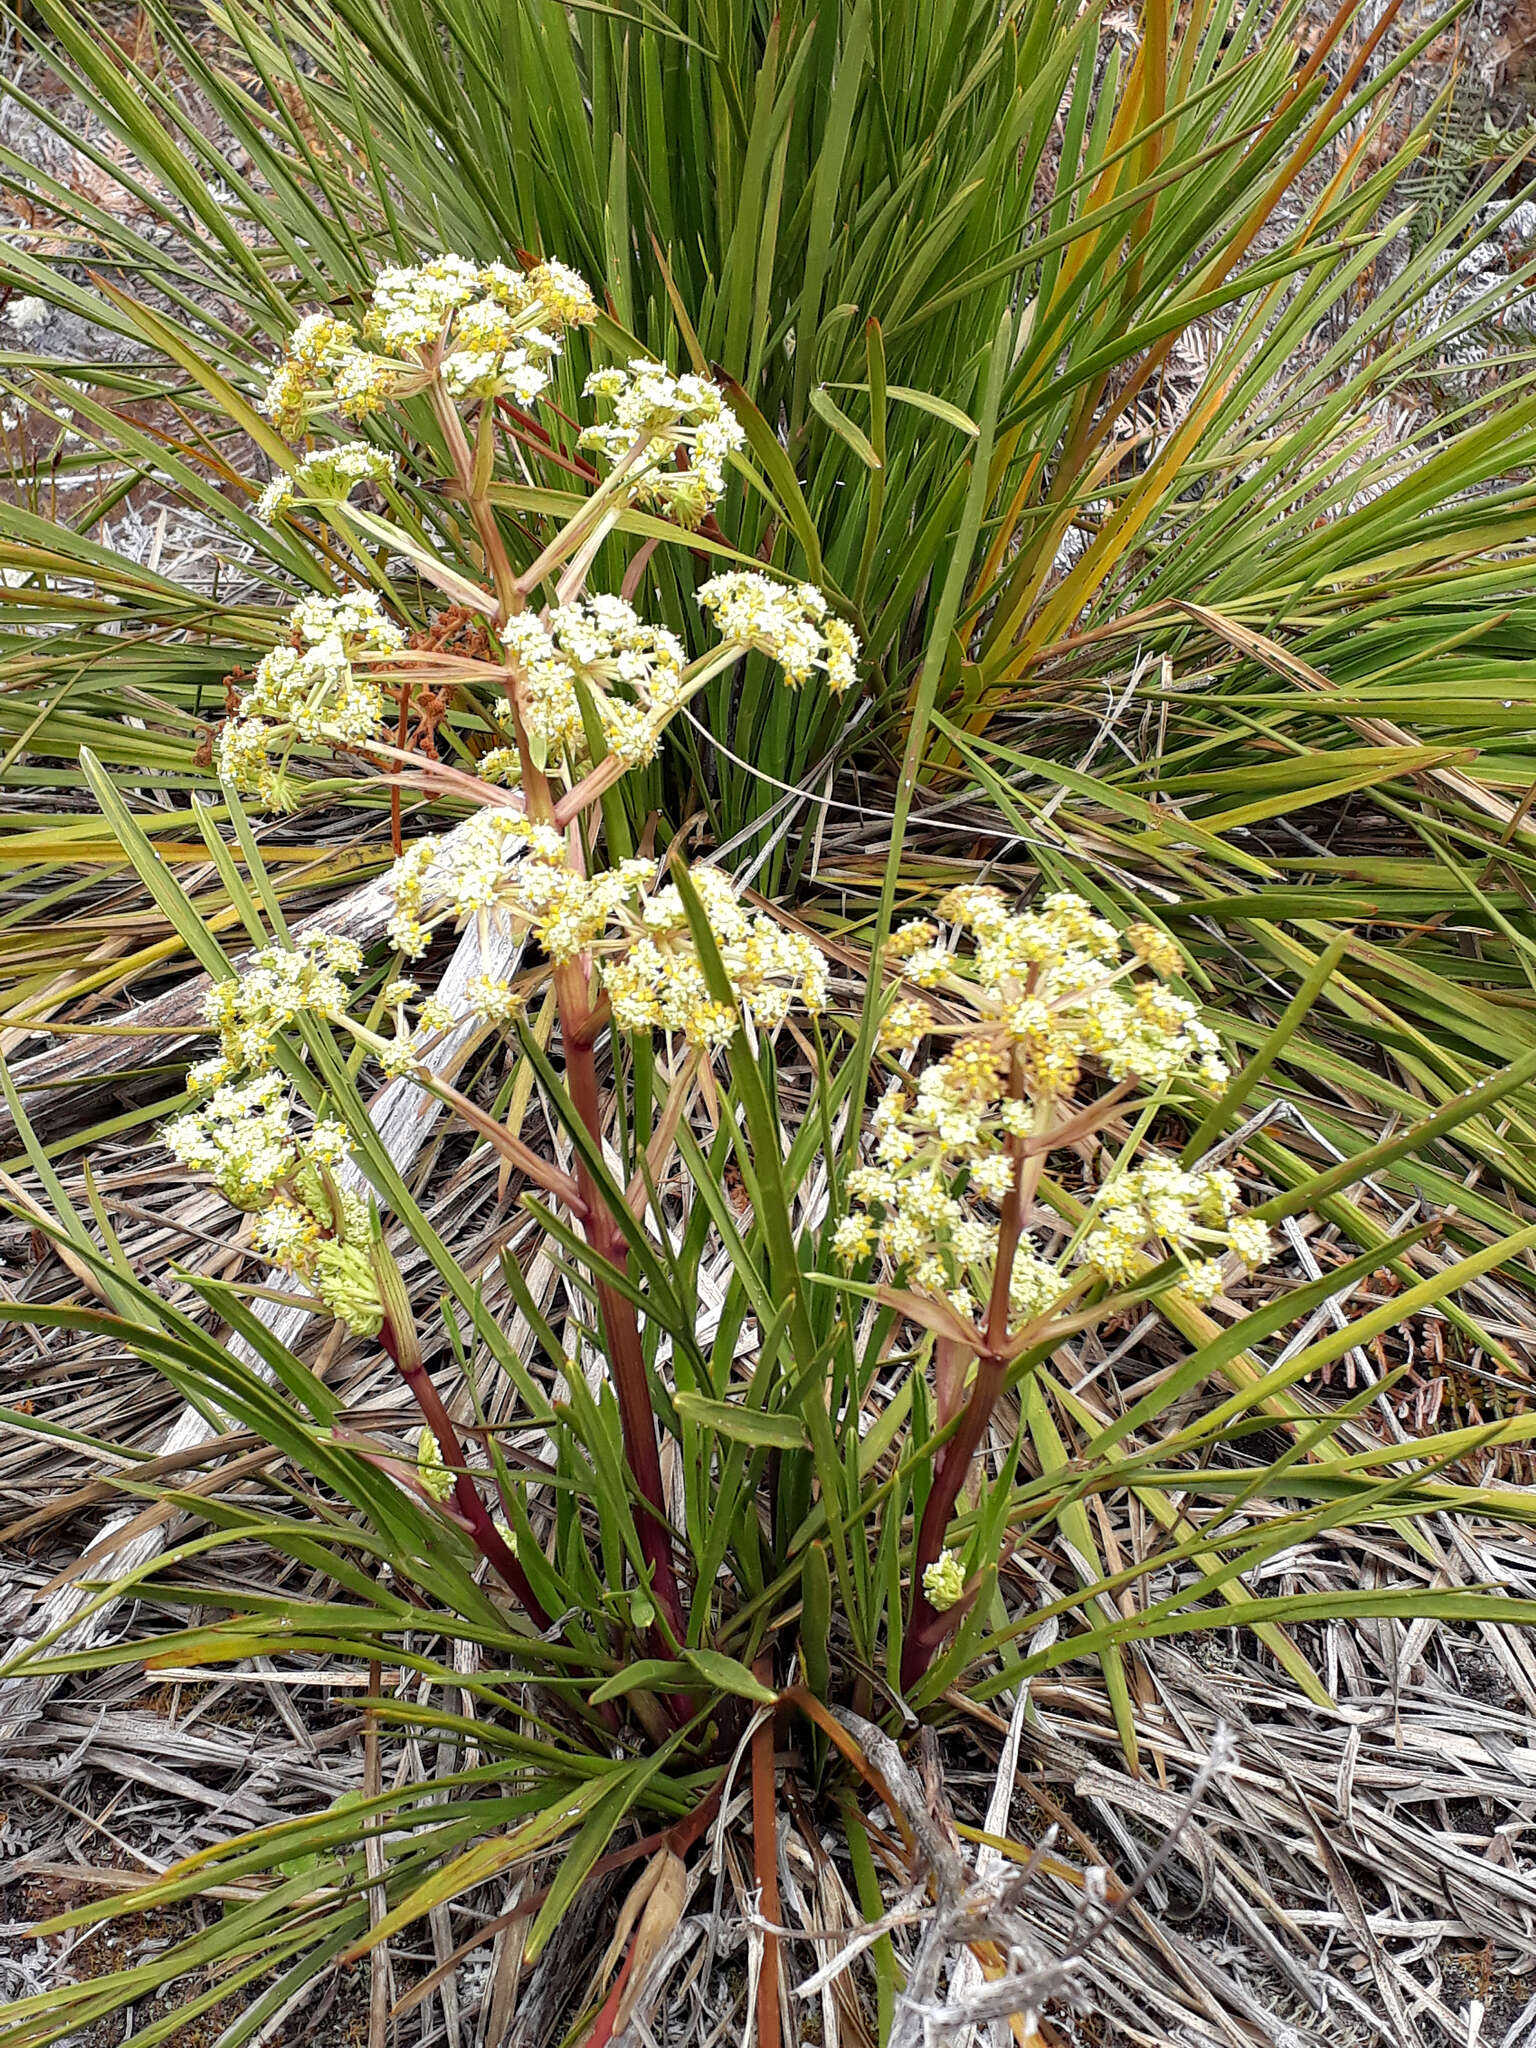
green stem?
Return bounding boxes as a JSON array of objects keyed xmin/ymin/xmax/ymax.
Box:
[
  {"xmin": 513, "ymin": 432, "xmax": 655, "ymax": 599},
  {"xmin": 430, "ymin": 381, "xmax": 519, "ymax": 620}
]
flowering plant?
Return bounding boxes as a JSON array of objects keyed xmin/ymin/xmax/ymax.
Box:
[
  {"xmin": 174, "ymin": 254, "xmax": 866, "ymax": 1668},
  {"xmin": 839, "ymin": 889, "xmax": 1272, "ymax": 1682},
  {"xmin": 0, "ymin": 254, "xmax": 1299, "ymax": 2034},
  {"xmin": 133, "ymin": 252, "xmax": 1285, "ymax": 1718},
  {"xmin": 24, "ymin": 229, "xmax": 1524, "ymax": 2048}
]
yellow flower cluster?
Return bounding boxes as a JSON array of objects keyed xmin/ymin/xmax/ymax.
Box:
[
  {"xmin": 388, "ymin": 816, "xmax": 827, "ymax": 1047},
  {"xmin": 502, "ymin": 597, "xmax": 688, "ymax": 774},
  {"xmin": 263, "ymin": 257, "xmax": 597, "ymax": 437},
  {"xmin": 263, "ymin": 314, "xmax": 359, "ymax": 437},
  {"xmin": 697, "ymin": 573, "xmax": 859, "ymax": 693},
  {"xmin": 1079, "ymin": 1161, "xmax": 1272, "ymax": 1302},
  {"xmin": 580, "ymin": 360, "xmax": 745, "ymax": 527},
  {"xmin": 163, "ymin": 935, "xmax": 481, "ymax": 1332},
  {"xmin": 219, "ymin": 592, "xmax": 403, "ymax": 810},
  {"xmin": 257, "ymin": 442, "xmax": 395, "ymax": 523},
  {"xmin": 883, "ymin": 886, "xmax": 1228, "ymax": 1095},
  {"xmin": 194, "ymin": 933, "xmax": 364, "ymax": 1088},
  {"xmin": 833, "ymin": 889, "xmax": 1268, "ymax": 1329},
  {"xmin": 162, "ymin": 1072, "xmax": 380, "ymax": 1334}
]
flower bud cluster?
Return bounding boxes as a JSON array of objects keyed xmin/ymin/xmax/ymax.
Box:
[
  {"xmin": 503, "ymin": 596, "xmax": 688, "ymax": 775},
  {"xmin": 922, "ymin": 1550, "xmax": 967, "ymax": 1612},
  {"xmin": 580, "ymin": 360, "xmax": 745, "ymax": 527},
  {"xmin": 219, "ymin": 592, "xmax": 403, "ymax": 809},
  {"xmin": 697, "ymin": 573, "xmax": 859, "ymax": 693},
  {"xmin": 388, "ymin": 815, "xmax": 826, "ymax": 1045},
  {"xmin": 263, "ymin": 257, "xmax": 597, "ymax": 437},
  {"xmin": 415, "ymin": 1427, "xmax": 456, "ymax": 1503}
]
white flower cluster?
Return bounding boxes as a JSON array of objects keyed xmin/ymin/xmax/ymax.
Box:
[
  {"xmin": 193, "ymin": 932, "xmax": 363, "ymax": 1088},
  {"xmin": 263, "ymin": 257, "xmax": 597, "ymax": 436},
  {"xmin": 388, "ymin": 815, "xmax": 826, "ymax": 1046},
  {"xmin": 219, "ymin": 591, "xmax": 404, "ymax": 809},
  {"xmin": 835, "ymin": 1044, "xmax": 1069, "ymax": 1328},
  {"xmin": 164, "ymin": 1071, "xmax": 333, "ymax": 1208},
  {"xmin": 1079, "ymin": 1161, "xmax": 1272, "ymax": 1302},
  {"xmin": 602, "ymin": 864, "xmax": 829, "ymax": 1047},
  {"xmin": 832, "ymin": 890, "xmax": 1266, "ymax": 1329},
  {"xmin": 838, "ymin": 1064, "xmax": 1270, "ymax": 1324},
  {"xmin": 580, "ymin": 360, "xmax": 745, "ymax": 527},
  {"xmin": 882, "ymin": 887, "xmax": 1228, "ymax": 1094},
  {"xmin": 388, "ymin": 811, "xmax": 581, "ymax": 960},
  {"xmin": 503, "ymin": 596, "xmax": 688, "ymax": 774},
  {"xmin": 257, "ymin": 442, "xmax": 396, "ymax": 522},
  {"xmin": 365, "ymin": 975, "xmax": 459, "ymax": 1076},
  {"xmin": 162, "ymin": 933, "xmax": 475, "ymax": 1331},
  {"xmin": 162, "ymin": 1073, "xmax": 380, "ymax": 1334},
  {"xmin": 697, "ymin": 573, "xmax": 859, "ymax": 693}
]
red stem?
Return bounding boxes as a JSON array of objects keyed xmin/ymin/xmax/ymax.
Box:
[
  {"xmin": 556, "ymin": 964, "xmax": 688, "ymax": 1655},
  {"xmin": 491, "ymin": 498, "xmax": 688, "ymax": 1679},
  {"xmin": 752, "ymin": 1657, "xmax": 782, "ymax": 2048},
  {"xmin": 390, "ymin": 678, "xmax": 409, "ymax": 858},
  {"xmin": 901, "ymin": 1352, "xmax": 1003, "ymax": 1693},
  {"xmin": 380, "ymin": 1320, "xmax": 552, "ymax": 1632}
]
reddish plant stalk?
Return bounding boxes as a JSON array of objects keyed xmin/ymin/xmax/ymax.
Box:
[
  {"xmin": 751, "ymin": 1657, "xmax": 782, "ymax": 2048},
  {"xmin": 900, "ymin": 1351, "xmax": 1003, "ymax": 1693},
  {"xmin": 902, "ymin": 1065, "xmax": 1048, "ymax": 1695},
  {"xmin": 390, "ymin": 679, "xmax": 409, "ymax": 857},
  {"xmin": 379, "ymin": 1316, "xmax": 551, "ymax": 1632},
  {"xmin": 554, "ymin": 961, "xmax": 688, "ymax": 1653},
  {"xmin": 447, "ymin": 405, "xmax": 688, "ymax": 1664}
]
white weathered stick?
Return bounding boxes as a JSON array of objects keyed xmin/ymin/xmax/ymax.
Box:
[{"xmin": 0, "ymin": 913, "xmax": 518, "ymax": 1744}]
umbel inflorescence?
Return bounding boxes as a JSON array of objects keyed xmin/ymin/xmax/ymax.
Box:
[
  {"xmin": 218, "ymin": 592, "xmax": 403, "ymax": 810},
  {"xmin": 386, "ymin": 813, "xmax": 827, "ymax": 1044},
  {"xmin": 227, "ymin": 257, "xmax": 858, "ymax": 810},
  {"xmin": 837, "ymin": 887, "xmax": 1271, "ymax": 1329},
  {"xmin": 262, "ymin": 255, "xmax": 598, "ymax": 438}
]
